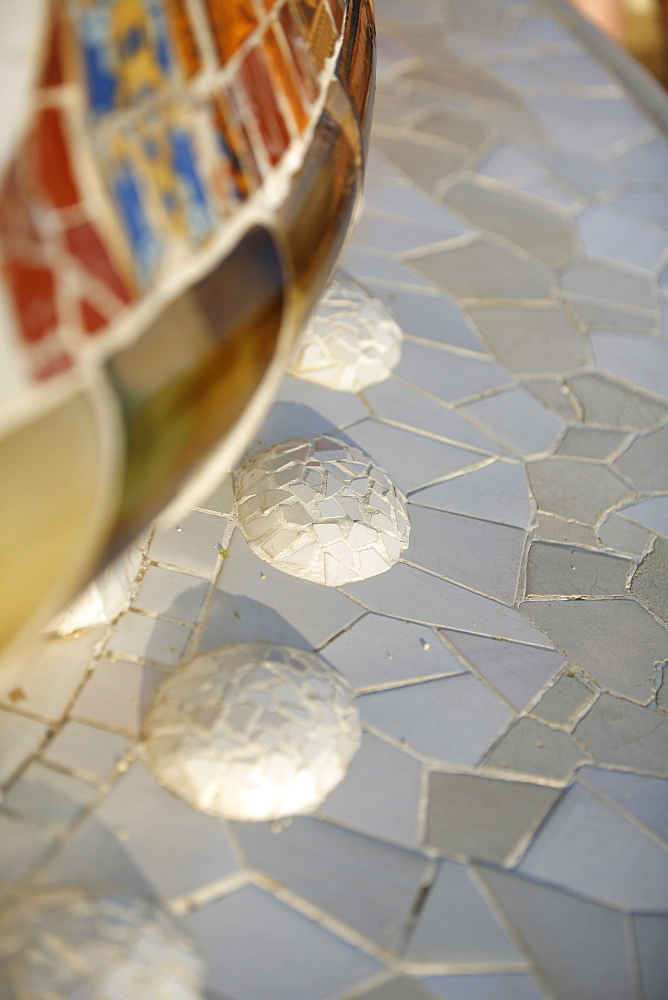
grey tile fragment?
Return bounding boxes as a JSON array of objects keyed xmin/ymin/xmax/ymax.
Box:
[
  {"xmin": 421, "ymin": 973, "xmax": 548, "ymax": 1000},
  {"xmin": 257, "ymin": 374, "xmax": 367, "ymax": 446},
  {"xmin": 184, "ymin": 886, "xmax": 381, "ymax": 1000},
  {"xmin": 574, "ymin": 694, "xmax": 668, "ymax": 775},
  {"xmin": 395, "ymin": 341, "xmax": 512, "ymax": 404},
  {"xmin": 42, "ymin": 721, "xmax": 129, "ymax": 783},
  {"xmin": 524, "ymin": 379, "xmax": 582, "ymax": 421},
  {"xmin": 592, "ymin": 332, "xmax": 668, "ymax": 400},
  {"xmin": 70, "ymin": 658, "xmax": 163, "ymax": 737},
  {"xmin": 522, "ymin": 598, "xmax": 667, "ymax": 701},
  {"xmin": 616, "ymin": 188, "xmax": 668, "ymax": 231},
  {"xmin": 620, "ymin": 497, "xmax": 668, "ymax": 536},
  {"xmin": 578, "ymin": 765, "xmax": 668, "ymax": 841},
  {"xmin": 426, "ymin": 771, "xmax": 561, "ymax": 864},
  {"xmin": 534, "ymin": 513, "xmax": 600, "ymax": 548},
  {"xmin": 353, "ymin": 208, "xmax": 466, "ymax": 256},
  {"xmin": 442, "ymin": 180, "xmax": 579, "ymax": 268},
  {"xmin": 441, "ymin": 630, "xmax": 564, "ymax": 712},
  {"xmin": 526, "ymin": 458, "xmax": 632, "ymax": 524},
  {"xmin": 233, "ymin": 817, "xmax": 427, "ymax": 949},
  {"xmin": 415, "ymin": 107, "xmax": 493, "ymax": 151},
  {"xmin": 362, "ymin": 180, "xmax": 470, "ymax": 231},
  {"xmin": 519, "ymin": 782, "xmax": 668, "ymax": 911},
  {"xmin": 566, "ymin": 297, "xmax": 657, "ymax": 331},
  {"xmin": 530, "ymin": 146, "xmax": 621, "ymax": 197},
  {"xmin": 460, "ymin": 386, "xmax": 563, "ymax": 457},
  {"xmin": 613, "ymin": 136, "xmax": 668, "ymax": 182},
  {"xmin": 476, "ymin": 143, "xmax": 549, "ymax": 184},
  {"xmin": 634, "ymin": 915, "xmax": 668, "ymax": 1000},
  {"xmin": 526, "ymin": 95, "xmax": 648, "ymax": 157},
  {"xmin": 407, "ymin": 505, "xmax": 525, "ymax": 603},
  {"xmin": 481, "ymin": 868, "xmax": 634, "ymax": 1000},
  {"xmin": 405, "ymin": 861, "xmax": 523, "ymax": 964},
  {"xmin": 4, "ymin": 761, "xmax": 95, "ymax": 833},
  {"xmin": 468, "ymin": 305, "xmax": 588, "ymax": 376},
  {"xmin": 0, "ymin": 709, "xmax": 48, "ymax": 785},
  {"xmin": 615, "ymin": 424, "xmax": 668, "ymax": 492},
  {"xmin": 556, "ymin": 425, "xmax": 627, "ymax": 460},
  {"xmin": 132, "ymin": 566, "xmax": 209, "ymax": 622},
  {"xmin": 365, "ymin": 282, "xmax": 486, "ymax": 352},
  {"xmin": 406, "ymin": 63, "xmax": 522, "ymax": 109},
  {"xmin": 483, "ymin": 716, "xmax": 585, "ymax": 780},
  {"xmin": 199, "ymin": 474, "xmax": 234, "ymax": 516},
  {"xmin": 0, "ymin": 813, "xmax": 56, "ymax": 882},
  {"xmin": 375, "ymin": 133, "xmax": 470, "ymax": 192},
  {"xmin": 320, "ymin": 731, "xmax": 422, "ymax": 849},
  {"xmin": 561, "ymin": 260, "xmax": 657, "ymax": 313},
  {"xmin": 566, "ymin": 373, "xmax": 668, "ymax": 429},
  {"xmin": 525, "ymin": 542, "xmax": 632, "ymax": 597},
  {"xmin": 597, "ymin": 512, "xmax": 652, "ymax": 556},
  {"xmin": 532, "ymin": 673, "xmax": 595, "ymax": 725},
  {"xmin": 493, "ymin": 52, "xmax": 613, "ymax": 88},
  {"xmin": 631, "ymin": 536, "xmax": 668, "ymax": 625},
  {"xmin": 148, "ymin": 510, "xmax": 226, "ymax": 574},
  {"xmin": 411, "ymin": 460, "xmax": 532, "ymax": 528},
  {"xmin": 357, "ymin": 673, "xmax": 512, "ymax": 765},
  {"xmin": 410, "ymin": 239, "xmax": 553, "ymax": 301},
  {"xmin": 577, "ymin": 205, "xmax": 668, "ymax": 271},
  {"xmin": 321, "ymin": 614, "xmax": 463, "ymax": 691},
  {"xmin": 354, "ymin": 978, "xmax": 437, "ymax": 1000},
  {"xmin": 107, "ymin": 612, "xmax": 192, "ymax": 667}
]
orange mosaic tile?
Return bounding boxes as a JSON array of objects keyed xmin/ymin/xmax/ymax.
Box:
[
  {"xmin": 279, "ymin": 2, "xmax": 320, "ymax": 103},
  {"xmin": 165, "ymin": 0, "xmax": 202, "ymax": 78},
  {"xmin": 237, "ymin": 47, "xmax": 290, "ymax": 167},
  {"xmin": 263, "ymin": 25, "xmax": 310, "ymax": 133},
  {"xmin": 204, "ymin": 0, "xmax": 260, "ymax": 64}
]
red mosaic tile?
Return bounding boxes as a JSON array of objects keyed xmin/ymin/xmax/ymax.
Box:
[
  {"xmin": 237, "ymin": 48, "xmax": 290, "ymax": 167},
  {"xmin": 39, "ymin": 5, "xmax": 65, "ymax": 88},
  {"xmin": 35, "ymin": 348, "xmax": 73, "ymax": 380},
  {"xmin": 263, "ymin": 26, "xmax": 309, "ymax": 133},
  {"xmin": 36, "ymin": 108, "xmax": 80, "ymax": 210},
  {"xmin": 80, "ymin": 299, "xmax": 108, "ymax": 335},
  {"xmin": 3, "ymin": 260, "xmax": 58, "ymax": 344},
  {"xmin": 327, "ymin": 0, "xmax": 345, "ymax": 32},
  {"xmin": 279, "ymin": 3, "xmax": 319, "ymax": 103},
  {"xmin": 65, "ymin": 222, "xmax": 134, "ymax": 305}
]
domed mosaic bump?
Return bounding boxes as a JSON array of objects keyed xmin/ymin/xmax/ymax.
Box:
[
  {"xmin": 235, "ymin": 436, "xmax": 410, "ymax": 587},
  {"xmin": 0, "ymin": 886, "xmax": 203, "ymax": 1000},
  {"xmin": 142, "ymin": 643, "xmax": 361, "ymax": 822},
  {"xmin": 289, "ymin": 272, "xmax": 404, "ymax": 392}
]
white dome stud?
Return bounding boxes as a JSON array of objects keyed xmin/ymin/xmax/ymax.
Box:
[
  {"xmin": 289, "ymin": 271, "xmax": 403, "ymax": 392},
  {"xmin": 234, "ymin": 436, "xmax": 410, "ymax": 587},
  {"xmin": 142, "ymin": 643, "xmax": 361, "ymax": 822},
  {"xmin": 0, "ymin": 886, "xmax": 203, "ymax": 1000}
]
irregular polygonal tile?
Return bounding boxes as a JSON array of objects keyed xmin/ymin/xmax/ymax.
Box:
[
  {"xmin": 597, "ymin": 512, "xmax": 653, "ymax": 556},
  {"xmin": 526, "ymin": 458, "xmax": 632, "ymax": 523},
  {"xmin": 363, "ymin": 179, "xmax": 476, "ymax": 231},
  {"xmin": 365, "ymin": 282, "xmax": 485, "ymax": 352},
  {"xmin": 184, "ymin": 886, "xmax": 381, "ymax": 1000},
  {"xmin": 525, "ymin": 542, "xmax": 633, "ymax": 597},
  {"xmin": 410, "ymin": 238, "xmax": 554, "ymax": 301},
  {"xmin": 426, "ymin": 771, "xmax": 561, "ymax": 864},
  {"xmin": 107, "ymin": 612, "xmax": 192, "ymax": 667},
  {"xmin": 519, "ymin": 782, "xmax": 668, "ymax": 911},
  {"xmin": 42, "ymin": 720, "xmax": 129, "ymax": 783},
  {"xmin": 476, "ymin": 143, "xmax": 546, "ymax": 183},
  {"xmin": 362, "ymin": 378, "xmax": 512, "ymax": 454},
  {"xmin": 616, "ymin": 188, "xmax": 668, "ymax": 231},
  {"xmin": 319, "ymin": 730, "xmax": 423, "ymax": 849},
  {"xmin": 143, "ymin": 645, "xmax": 360, "ymax": 822},
  {"xmin": 343, "ymin": 562, "xmax": 550, "ymax": 644},
  {"xmin": 70, "ymin": 658, "xmax": 163, "ymax": 737},
  {"xmin": 395, "ymin": 341, "xmax": 512, "ymax": 404},
  {"xmin": 411, "ymin": 461, "xmax": 532, "ymax": 528},
  {"xmin": 566, "ymin": 296, "xmax": 657, "ymax": 330},
  {"xmin": 321, "ymin": 614, "xmax": 463, "ymax": 691},
  {"xmin": 631, "ymin": 536, "xmax": 668, "ymax": 624},
  {"xmin": 534, "ymin": 513, "xmax": 600, "ymax": 548},
  {"xmin": 526, "ymin": 95, "xmax": 648, "ymax": 156},
  {"xmin": 255, "ymin": 376, "xmax": 368, "ymax": 450},
  {"xmin": 233, "ymin": 817, "xmax": 427, "ymax": 949},
  {"xmin": 0, "ymin": 628, "xmax": 104, "ymax": 723},
  {"xmin": 200, "ymin": 533, "xmax": 360, "ymax": 652},
  {"xmin": 94, "ymin": 761, "xmax": 239, "ymax": 898},
  {"xmin": 468, "ymin": 304, "xmax": 587, "ymax": 376},
  {"xmin": 353, "ymin": 208, "xmax": 467, "ymax": 255},
  {"xmin": 524, "ymin": 379, "xmax": 582, "ymax": 421},
  {"xmin": 0, "ymin": 709, "xmax": 48, "ymax": 784},
  {"xmin": 148, "ymin": 511, "xmax": 226, "ymax": 575},
  {"xmin": 566, "ymin": 373, "xmax": 668, "ymax": 428},
  {"xmin": 415, "ymin": 107, "xmax": 493, "ymax": 151},
  {"xmin": 615, "ymin": 424, "xmax": 668, "ymax": 492},
  {"xmin": 354, "ymin": 978, "xmax": 438, "ymax": 1000},
  {"xmin": 375, "ymin": 132, "xmax": 471, "ymax": 192},
  {"xmin": 4, "ymin": 761, "xmax": 95, "ymax": 833},
  {"xmin": 460, "ymin": 386, "xmax": 563, "ymax": 457},
  {"xmin": 346, "ymin": 420, "xmax": 487, "ymax": 495},
  {"xmin": 532, "ymin": 673, "xmax": 595, "ymax": 726},
  {"xmin": 407, "ymin": 505, "xmax": 525, "ymax": 603},
  {"xmin": 0, "ymin": 813, "xmax": 56, "ymax": 882},
  {"xmin": 493, "ymin": 52, "xmax": 613, "ymax": 88},
  {"xmin": 405, "ymin": 861, "xmax": 523, "ymax": 963},
  {"xmin": 406, "ymin": 61, "xmax": 522, "ymax": 109},
  {"xmin": 634, "ymin": 914, "xmax": 668, "ymax": 1000},
  {"xmin": 357, "ymin": 673, "xmax": 512, "ymax": 765},
  {"xmin": 521, "ymin": 598, "xmax": 667, "ymax": 701},
  {"xmin": 339, "ymin": 244, "xmax": 432, "ymax": 292},
  {"xmin": 199, "ymin": 474, "xmax": 234, "ymax": 516},
  {"xmin": 421, "ymin": 973, "xmax": 548, "ymax": 1000},
  {"xmin": 486, "ymin": 106, "xmax": 550, "ymax": 148},
  {"xmin": 578, "ymin": 765, "xmax": 668, "ymax": 841},
  {"xmin": 481, "ymin": 868, "xmax": 633, "ymax": 1000},
  {"xmin": 592, "ymin": 332, "xmax": 668, "ymax": 400},
  {"xmin": 442, "ymin": 180, "xmax": 579, "ymax": 267},
  {"xmin": 235, "ymin": 436, "xmax": 410, "ymax": 587},
  {"xmin": 289, "ymin": 274, "xmax": 404, "ymax": 392},
  {"xmin": 574, "ymin": 693, "xmax": 668, "ymax": 774},
  {"xmin": 613, "ymin": 135, "xmax": 668, "ymax": 180},
  {"xmin": 440, "ymin": 630, "xmax": 564, "ymax": 711},
  {"xmin": 483, "ymin": 716, "xmax": 585, "ymax": 780},
  {"xmin": 561, "ymin": 260, "xmax": 657, "ymax": 313},
  {"xmin": 619, "ymin": 496, "xmax": 668, "ymax": 536},
  {"xmin": 556, "ymin": 425, "xmax": 627, "ymax": 460},
  {"xmin": 132, "ymin": 566, "xmax": 209, "ymax": 622},
  {"xmin": 530, "ymin": 146, "xmax": 621, "ymax": 197},
  {"xmin": 577, "ymin": 205, "xmax": 668, "ymax": 271}
]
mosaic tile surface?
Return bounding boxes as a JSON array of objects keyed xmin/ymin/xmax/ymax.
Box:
[{"xmin": 2, "ymin": 0, "xmax": 668, "ymax": 997}]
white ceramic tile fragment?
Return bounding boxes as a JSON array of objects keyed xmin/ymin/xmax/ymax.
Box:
[
  {"xmin": 531, "ymin": 673, "xmax": 594, "ymax": 725},
  {"xmin": 70, "ymin": 658, "xmax": 163, "ymax": 737},
  {"xmin": 107, "ymin": 611, "xmax": 192, "ymax": 667},
  {"xmin": 468, "ymin": 304, "xmax": 588, "ymax": 377},
  {"xmin": 634, "ymin": 914, "xmax": 668, "ymax": 1000},
  {"xmin": 395, "ymin": 340, "xmax": 512, "ymax": 404},
  {"xmin": 614, "ymin": 423, "xmax": 668, "ymax": 492},
  {"xmin": 410, "ymin": 238, "xmax": 554, "ymax": 301},
  {"xmin": 0, "ymin": 813, "xmax": 55, "ymax": 882},
  {"xmin": 460, "ymin": 386, "xmax": 563, "ymax": 457},
  {"xmin": 365, "ymin": 282, "xmax": 485, "ymax": 353},
  {"xmin": 42, "ymin": 721, "xmax": 130, "ymax": 783},
  {"xmin": 526, "ymin": 458, "xmax": 632, "ymax": 524},
  {"xmin": 421, "ymin": 973, "xmax": 548, "ymax": 1000},
  {"xmin": 0, "ymin": 709, "xmax": 48, "ymax": 785},
  {"xmin": 132, "ymin": 566, "xmax": 209, "ymax": 622},
  {"xmin": 4, "ymin": 760, "xmax": 95, "ymax": 832},
  {"xmin": 592, "ymin": 332, "xmax": 668, "ymax": 400},
  {"xmin": 566, "ymin": 373, "xmax": 667, "ymax": 429},
  {"xmin": 618, "ymin": 497, "xmax": 668, "ymax": 536},
  {"xmin": 149, "ymin": 511, "xmax": 226, "ymax": 574}
]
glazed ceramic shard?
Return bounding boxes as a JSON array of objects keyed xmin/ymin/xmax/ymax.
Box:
[
  {"xmin": 289, "ymin": 272, "xmax": 404, "ymax": 391},
  {"xmin": 46, "ymin": 542, "xmax": 144, "ymax": 636},
  {"xmin": 0, "ymin": 886, "xmax": 203, "ymax": 1000},
  {"xmin": 142, "ymin": 643, "xmax": 361, "ymax": 821},
  {"xmin": 235, "ymin": 436, "xmax": 410, "ymax": 586}
]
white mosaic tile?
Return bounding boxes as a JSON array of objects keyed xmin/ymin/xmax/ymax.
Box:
[
  {"xmin": 107, "ymin": 612, "xmax": 192, "ymax": 667},
  {"xmin": 460, "ymin": 385, "xmax": 563, "ymax": 458},
  {"xmin": 410, "ymin": 460, "xmax": 532, "ymax": 528},
  {"xmin": 395, "ymin": 340, "xmax": 512, "ymax": 404},
  {"xmin": 0, "ymin": 709, "xmax": 48, "ymax": 785},
  {"xmin": 592, "ymin": 332, "xmax": 668, "ymax": 400},
  {"xmin": 235, "ymin": 436, "xmax": 410, "ymax": 587}
]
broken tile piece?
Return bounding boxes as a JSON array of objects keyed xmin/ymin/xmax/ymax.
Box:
[
  {"xmin": 575, "ymin": 694, "xmax": 668, "ymax": 774},
  {"xmin": 0, "ymin": 709, "xmax": 48, "ymax": 785},
  {"xmin": 460, "ymin": 386, "xmax": 563, "ymax": 457},
  {"xmin": 4, "ymin": 761, "xmax": 95, "ymax": 833},
  {"xmin": 614, "ymin": 424, "xmax": 668, "ymax": 492},
  {"xmin": 42, "ymin": 721, "xmax": 129, "ymax": 783},
  {"xmin": 415, "ymin": 107, "xmax": 493, "ymax": 151},
  {"xmin": 578, "ymin": 765, "xmax": 668, "ymax": 841},
  {"xmin": 421, "ymin": 973, "xmax": 548, "ymax": 1000},
  {"xmin": 395, "ymin": 341, "xmax": 512, "ymax": 404},
  {"xmin": 532, "ymin": 673, "xmax": 594, "ymax": 725},
  {"xmin": 519, "ymin": 782, "xmax": 668, "ymax": 911},
  {"xmin": 556, "ymin": 425, "xmax": 627, "ymax": 460},
  {"xmin": 410, "ymin": 239, "xmax": 554, "ymax": 301},
  {"xmin": 365, "ymin": 282, "xmax": 485, "ymax": 352},
  {"xmin": 483, "ymin": 716, "xmax": 585, "ymax": 780},
  {"xmin": 405, "ymin": 861, "xmax": 523, "ymax": 964},
  {"xmin": 631, "ymin": 536, "xmax": 668, "ymax": 624},
  {"xmin": 375, "ymin": 132, "xmax": 470, "ymax": 193},
  {"xmin": 524, "ymin": 380, "xmax": 582, "ymax": 421},
  {"xmin": 70, "ymin": 658, "xmax": 163, "ymax": 737},
  {"xmin": 107, "ymin": 612, "xmax": 192, "ymax": 667},
  {"xmin": 533, "ymin": 514, "xmax": 600, "ymax": 548},
  {"xmin": 597, "ymin": 512, "xmax": 652, "ymax": 556},
  {"xmin": 525, "ymin": 542, "xmax": 632, "ymax": 597},
  {"xmin": 521, "ymin": 598, "xmax": 667, "ymax": 701},
  {"xmin": 634, "ymin": 914, "xmax": 668, "ymax": 1000},
  {"xmin": 0, "ymin": 813, "xmax": 56, "ymax": 883},
  {"xmin": 577, "ymin": 205, "xmax": 668, "ymax": 271},
  {"xmin": 411, "ymin": 461, "xmax": 532, "ymax": 528},
  {"xmin": 592, "ymin": 332, "xmax": 668, "ymax": 399},
  {"xmin": 469, "ymin": 304, "xmax": 588, "ymax": 376},
  {"xmin": 619, "ymin": 497, "xmax": 668, "ymax": 536},
  {"xmin": 426, "ymin": 771, "xmax": 561, "ymax": 864},
  {"xmin": 561, "ymin": 259, "xmax": 657, "ymax": 313},
  {"xmin": 567, "ymin": 373, "xmax": 668, "ymax": 429},
  {"xmin": 526, "ymin": 458, "xmax": 632, "ymax": 524}
]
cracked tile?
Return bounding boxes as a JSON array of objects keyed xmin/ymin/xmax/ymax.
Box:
[
  {"xmin": 405, "ymin": 861, "xmax": 523, "ymax": 963},
  {"xmin": 631, "ymin": 536, "xmax": 668, "ymax": 625},
  {"xmin": 519, "ymin": 782, "xmax": 668, "ymax": 911},
  {"xmin": 614, "ymin": 424, "xmax": 668, "ymax": 492},
  {"xmin": 526, "ymin": 458, "xmax": 632, "ymax": 523},
  {"xmin": 592, "ymin": 332, "xmax": 668, "ymax": 400},
  {"xmin": 524, "ymin": 379, "xmax": 582, "ymax": 421},
  {"xmin": 534, "ymin": 513, "xmax": 600, "ymax": 548},
  {"xmin": 532, "ymin": 673, "xmax": 595, "ymax": 725},
  {"xmin": 483, "ymin": 716, "xmax": 585, "ymax": 780},
  {"xmin": 0, "ymin": 709, "xmax": 48, "ymax": 785},
  {"xmin": 364, "ymin": 282, "xmax": 486, "ymax": 353},
  {"xmin": 410, "ymin": 238, "xmax": 554, "ymax": 301},
  {"xmin": 566, "ymin": 373, "xmax": 668, "ymax": 429},
  {"xmin": 410, "ymin": 460, "xmax": 532, "ymax": 528},
  {"xmin": 556, "ymin": 425, "xmax": 627, "ymax": 460},
  {"xmin": 233, "ymin": 817, "xmax": 427, "ymax": 950},
  {"xmin": 460, "ymin": 386, "xmax": 563, "ymax": 457},
  {"xmin": 441, "ymin": 630, "xmax": 564, "ymax": 711},
  {"xmin": 597, "ymin": 512, "xmax": 653, "ymax": 556},
  {"xmin": 426, "ymin": 771, "xmax": 561, "ymax": 864},
  {"xmin": 132, "ymin": 567, "xmax": 209, "ymax": 622},
  {"xmin": 395, "ymin": 341, "xmax": 512, "ymax": 404},
  {"xmin": 574, "ymin": 694, "xmax": 668, "ymax": 774},
  {"xmin": 469, "ymin": 304, "xmax": 588, "ymax": 376},
  {"xmin": 525, "ymin": 542, "xmax": 632, "ymax": 597},
  {"xmin": 578, "ymin": 765, "xmax": 668, "ymax": 841},
  {"xmin": 357, "ymin": 673, "xmax": 512, "ymax": 765}
]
